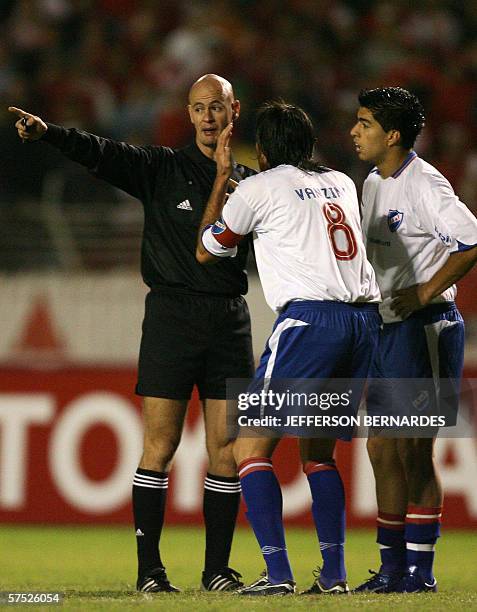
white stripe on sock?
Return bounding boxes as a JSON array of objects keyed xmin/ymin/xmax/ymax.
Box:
[
  {"xmin": 261, "ymin": 545, "xmax": 286, "ymax": 555},
  {"xmin": 204, "ymin": 478, "xmax": 241, "ymax": 490},
  {"xmin": 406, "ymin": 513, "xmax": 441, "ymax": 519},
  {"xmin": 204, "ymin": 484, "xmax": 241, "ymax": 494},
  {"xmin": 406, "ymin": 543, "xmax": 435, "ymax": 552},
  {"xmin": 238, "ymin": 462, "xmax": 272, "ymax": 477},
  {"xmin": 133, "ymin": 481, "xmax": 168, "ymax": 489},
  {"xmin": 134, "ymin": 473, "xmax": 168, "ymax": 483},
  {"xmin": 377, "ymin": 517, "xmax": 405, "ymax": 525},
  {"xmin": 133, "ymin": 478, "xmax": 168, "ymax": 487},
  {"xmin": 134, "ymin": 476, "xmax": 169, "ymax": 485},
  {"xmin": 320, "ymin": 542, "xmax": 343, "ymax": 551}
]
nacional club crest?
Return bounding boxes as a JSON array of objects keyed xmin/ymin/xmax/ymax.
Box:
[
  {"xmin": 211, "ymin": 217, "xmax": 226, "ymax": 235},
  {"xmin": 387, "ymin": 209, "xmax": 404, "ymax": 232}
]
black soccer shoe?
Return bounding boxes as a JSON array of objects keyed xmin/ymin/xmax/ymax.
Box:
[
  {"xmin": 301, "ymin": 567, "xmax": 349, "ymax": 595},
  {"xmin": 238, "ymin": 571, "xmax": 295, "ymax": 596},
  {"xmin": 201, "ymin": 567, "xmax": 244, "ymax": 591},
  {"xmin": 353, "ymin": 569, "xmax": 402, "ymax": 593},
  {"xmin": 136, "ymin": 567, "xmax": 180, "ymax": 593},
  {"xmin": 394, "ymin": 565, "xmax": 437, "ymax": 593}
]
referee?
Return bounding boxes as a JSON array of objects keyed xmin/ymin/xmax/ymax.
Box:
[{"xmin": 9, "ymin": 74, "xmax": 255, "ymax": 593}]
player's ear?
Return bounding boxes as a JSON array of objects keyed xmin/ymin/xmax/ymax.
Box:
[
  {"xmin": 232, "ymin": 100, "xmax": 240, "ymax": 122},
  {"xmin": 187, "ymin": 104, "xmax": 194, "ymax": 125},
  {"xmin": 387, "ymin": 129, "xmax": 401, "ymax": 147},
  {"xmin": 256, "ymin": 143, "xmax": 269, "ymax": 171}
]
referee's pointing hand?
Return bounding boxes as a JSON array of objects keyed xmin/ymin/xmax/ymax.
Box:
[{"xmin": 8, "ymin": 106, "xmax": 48, "ymax": 142}]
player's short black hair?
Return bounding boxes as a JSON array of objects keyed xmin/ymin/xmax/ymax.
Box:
[
  {"xmin": 255, "ymin": 100, "xmax": 322, "ymax": 171},
  {"xmin": 358, "ymin": 87, "xmax": 425, "ymax": 149}
]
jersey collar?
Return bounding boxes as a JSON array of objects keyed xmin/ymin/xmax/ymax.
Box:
[
  {"xmin": 370, "ymin": 150, "xmax": 418, "ymax": 179},
  {"xmin": 183, "ymin": 142, "xmax": 217, "ymax": 168},
  {"xmin": 183, "ymin": 141, "xmax": 236, "ymax": 170},
  {"xmin": 391, "ymin": 150, "xmax": 417, "ymax": 178}
]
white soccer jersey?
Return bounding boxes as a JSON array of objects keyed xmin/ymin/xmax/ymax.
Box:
[
  {"xmin": 204, "ymin": 164, "xmax": 380, "ymax": 312},
  {"xmin": 361, "ymin": 152, "xmax": 477, "ymax": 323}
]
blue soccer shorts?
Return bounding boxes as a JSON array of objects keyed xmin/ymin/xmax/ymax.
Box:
[
  {"xmin": 367, "ymin": 302, "xmax": 464, "ymax": 429},
  {"xmin": 245, "ymin": 300, "xmax": 381, "ymax": 439}
]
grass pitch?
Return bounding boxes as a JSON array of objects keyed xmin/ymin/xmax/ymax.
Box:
[{"xmin": 1, "ymin": 526, "xmax": 476, "ymax": 610}]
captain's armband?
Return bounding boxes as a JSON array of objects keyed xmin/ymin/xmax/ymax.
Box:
[{"xmin": 201, "ymin": 218, "xmax": 243, "ymax": 258}]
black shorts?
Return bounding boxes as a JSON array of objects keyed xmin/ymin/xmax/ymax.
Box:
[{"xmin": 136, "ymin": 290, "xmax": 255, "ymax": 400}]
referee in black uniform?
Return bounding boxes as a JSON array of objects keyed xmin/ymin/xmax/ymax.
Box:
[{"xmin": 9, "ymin": 74, "xmax": 255, "ymax": 593}]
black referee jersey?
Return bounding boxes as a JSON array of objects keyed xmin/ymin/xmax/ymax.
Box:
[{"xmin": 41, "ymin": 125, "xmax": 256, "ymax": 296}]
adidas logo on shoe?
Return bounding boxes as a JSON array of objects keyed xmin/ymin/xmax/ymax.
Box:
[
  {"xmin": 135, "ymin": 529, "xmax": 144, "ymax": 536},
  {"xmin": 137, "ymin": 567, "xmax": 180, "ymax": 593},
  {"xmin": 201, "ymin": 567, "xmax": 243, "ymax": 591},
  {"xmin": 177, "ymin": 199, "xmax": 193, "ymax": 211},
  {"xmin": 238, "ymin": 571, "xmax": 296, "ymax": 596}
]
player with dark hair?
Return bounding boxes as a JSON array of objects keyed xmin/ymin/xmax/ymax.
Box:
[
  {"xmin": 9, "ymin": 74, "xmax": 255, "ymax": 593},
  {"xmin": 351, "ymin": 87, "xmax": 477, "ymax": 593},
  {"xmin": 254, "ymin": 101, "xmax": 317, "ymax": 171},
  {"xmin": 197, "ymin": 100, "xmax": 381, "ymax": 596}
]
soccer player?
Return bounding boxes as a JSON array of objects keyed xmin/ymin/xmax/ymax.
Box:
[
  {"xmin": 9, "ymin": 74, "xmax": 256, "ymax": 593},
  {"xmin": 350, "ymin": 87, "xmax": 477, "ymax": 593},
  {"xmin": 197, "ymin": 101, "xmax": 381, "ymax": 595}
]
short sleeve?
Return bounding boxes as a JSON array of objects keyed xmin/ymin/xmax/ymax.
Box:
[
  {"xmin": 416, "ymin": 172, "xmax": 477, "ymax": 252},
  {"xmin": 221, "ymin": 189, "xmax": 259, "ymax": 236}
]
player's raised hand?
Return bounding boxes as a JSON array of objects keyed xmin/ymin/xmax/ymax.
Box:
[
  {"xmin": 215, "ymin": 122, "xmax": 233, "ymax": 180},
  {"xmin": 8, "ymin": 106, "xmax": 48, "ymax": 142}
]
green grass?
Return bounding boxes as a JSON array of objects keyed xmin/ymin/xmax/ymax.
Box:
[{"xmin": 0, "ymin": 526, "xmax": 476, "ymax": 610}]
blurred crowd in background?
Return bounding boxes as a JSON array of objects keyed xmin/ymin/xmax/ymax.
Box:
[{"xmin": 1, "ymin": 0, "xmax": 476, "ymax": 224}]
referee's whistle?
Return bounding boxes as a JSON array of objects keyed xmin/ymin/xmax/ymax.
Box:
[{"xmin": 21, "ymin": 116, "xmax": 28, "ymax": 143}]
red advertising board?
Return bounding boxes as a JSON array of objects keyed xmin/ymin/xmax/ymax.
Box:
[{"xmin": 0, "ymin": 367, "xmax": 476, "ymax": 527}]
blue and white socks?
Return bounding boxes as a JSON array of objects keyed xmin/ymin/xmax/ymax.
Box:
[
  {"xmin": 238, "ymin": 457, "xmax": 293, "ymax": 583},
  {"xmin": 304, "ymin": 460, "xmax": 346, "ymax": 587}
]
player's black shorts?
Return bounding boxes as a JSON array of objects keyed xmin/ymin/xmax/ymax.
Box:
[{"xmin": 136, "ymin": 289, "xmax": 254, "ymax": 400}]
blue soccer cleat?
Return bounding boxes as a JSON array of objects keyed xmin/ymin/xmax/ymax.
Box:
[
  {"xmin": 394, "ymin": 565, "xmax": 437, "ymax": 593},
  {"xmin": 353, "ymin": 568, "xmax": 402, "ymax": 593}
]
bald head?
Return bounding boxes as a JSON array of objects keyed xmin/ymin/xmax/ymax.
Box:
[
  {"xmin": 187, "ymin": 74, "xmax": 240, "ymax": 159},
  {"xmin": 188, "ymin": 74, "xmax": 234, "ymax": 104}
]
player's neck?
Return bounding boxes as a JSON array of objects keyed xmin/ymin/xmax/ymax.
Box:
[{"xmin": 377, "ymin": 148, "xmax": 412, "ymax": 179}]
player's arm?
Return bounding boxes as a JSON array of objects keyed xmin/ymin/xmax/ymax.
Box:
[
  {"xmin": 197, "ymin": 123, "xmax": 244, "ymax": 264},
  {"xmin": 391, "ymin": 246, "xmax": 477, "ymax": 318},
  {"xmin": 392, "ymin": 174, "xmax": 477, "ymax": 318},
  {"xmin": 8, "ymin": 106, "xmax": 160, "ymax": 201}
]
